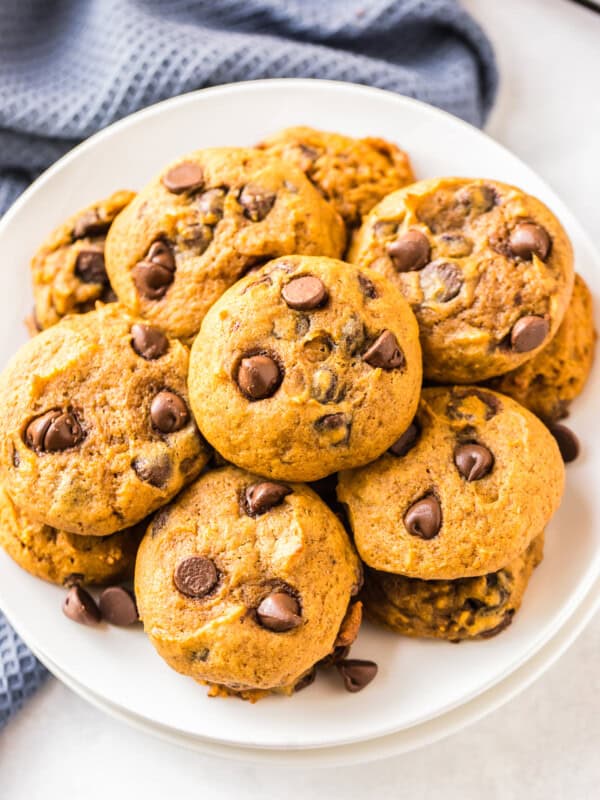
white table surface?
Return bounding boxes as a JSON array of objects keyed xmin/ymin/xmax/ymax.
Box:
[{"xmin": 2, "ymin": 0, "xmax": 599, "ymax": 795}]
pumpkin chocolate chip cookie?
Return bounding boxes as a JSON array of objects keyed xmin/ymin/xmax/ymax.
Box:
[
  {"xmin": 337, "ymin": 386, "xmax": 564, "ymax": 580},
  {"xmin": 257, "ymin": 126, "xmax": 414, "ymax": 229},
  {"xmin": 348, "ymin": 178, "xmax": 574, "ymax": 383},
  {"xmin": 487, "ymin": 274, "xmax": 596, "ymax": 422},
  {"xmin": 0, "ymin": 304, "xmax": 210, "ymax": 536},
  {"xmin": 135, "ymin": 466, "xmax": 362, "ymax": 699},
  {"xmin": 0, "ymin": 486, "xmax": 142, "ymax": 586},
  {"xmin": 105, "ymin": 147, "xmax": 346, "ymax": 342},
  {"xmin": 31, "ymin": 190, "xmax": 135, "ymax": 330},
  {"xmin": 188, "ymin": 255, "xmax": 422, "ymax": 482},
  {"xmin": 362, "ymin": 533, "xmax": 544, "ymax": 641}
]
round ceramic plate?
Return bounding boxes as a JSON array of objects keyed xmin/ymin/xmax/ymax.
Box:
[{"xmin": 0, "ymin": 79, "xmax": 599, "ymax": 752}]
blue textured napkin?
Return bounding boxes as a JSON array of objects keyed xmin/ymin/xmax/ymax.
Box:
[{"xmin": 0, "ymin": 0, "xmax": 497, "ymax": 729}]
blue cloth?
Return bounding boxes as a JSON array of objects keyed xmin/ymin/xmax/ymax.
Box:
[{"xmin": 0, "ymin": 0, "xmax": 497, "ymax": 729}]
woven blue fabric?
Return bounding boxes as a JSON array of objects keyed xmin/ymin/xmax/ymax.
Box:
[{"xmin": 0, "ymin": 0, "xmax": 497, "ymax": 729}]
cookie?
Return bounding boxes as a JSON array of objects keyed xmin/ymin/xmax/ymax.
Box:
[
  {"xmin": 134, "ymin": 466, "xmax": 362, "ymax": 699},
  {"xmin": 337, "ymin": 386, "xmax": 564, "ymax": 579},
  {"xmin": 0, "ymin": 486, "xmax": 142, "ymax": 586},
  {"xmin": 348, "ymin": 178, "xmax": 574, "ymax": 382},
  {"xmin": 105, "ymin": 147, "xmax": 346, "ymax": 342},
  {"xmin": 31, "ymin": 190, "xmax": 135, "ymax": 330},
  {"xmin": 0, "ymin": 304, "xmax": 210, "ymax": 536},
  {"xmin": 487, "ymin": 274, "xmax": 595, "ymax": 422},
  {"xmin": 188, "ymin": 255, "xmax": 422, "ymax": 482},
  {"xmin": 363, "ymin": 533, "xmax": 544, "ymax": 641},
  {"xmin": 257, "ymin": 126, "xmax": 414, "ymax": 229}
]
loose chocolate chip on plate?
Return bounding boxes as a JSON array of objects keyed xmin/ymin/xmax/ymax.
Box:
[
  {"xmin": 98, "ymin": 586, "xmax": 138, "ymax": 626},
  {"xmin": 239, "ymin": 183, "xmax": 276, "ymax": 222},
  {"xmin": 336, "ymin": 659, "xmax": 378, "ymax": 693},
  {"xmin": 174, "ymin": 556, "xmax": 218, "ymax": 598},
  {"xmin": 130, "ymin": 323, "xmax": 169, "ymax": 360},
  {"xmin": 282, "ymin": 275, "xmax": 328, "ymax": 310},
  {"xmin": 150, "ymin": 391, "xmax": 189, "ymax": 433},
  {"xmin": 131, "ymin": 454, "xmax": 172, "ymax": 488},
  {"xmin": 237, "ymin": 354, "xmax": 282, "ymax": 400},
  {"xmin": 420, "ymin": 260, "xmax": 463, "ymax": 302},
  {"xmin": 245, "ymin": 481, "xmax": 292, "ymax": 516},
  {"xmin": 548, "ymin": 423, "xmax": 580, "ymax": 463},
  {"xmin": 162, "ymin": 161, "xmax": 204, "ymax": 194},
  {"xmin": 510, "ymin": 315, "xmax": 549, "ymax": 353},
  {"xmin": 256, "ymin": 592, "xmax": 302, "ymax": 632},
  {"xmin": 454, "ymin": 443, "xmax": 494, "ymax": 481},
  {"xmin": 389, "ymin": 421, "xmax": 420, "ymax": 456},
  {"xmin": 363, "ymin": 330, "xmax": 405, "ymax": 369},
  {"xmin": 386, "ymin": 229, "xmax": 430, "ymax": 272},
  {"xmin": 62, "ymin": 585, "xmax": 101, "ymax": 626},
  {"xmin": 75, "ymin": 248, "xmax": 108, "ymax": 284},
  {"xmin": 509, "ymin": 222, "xmax": 551, "ymax": 260},
  {"xmin": 72, "ymin": 210, "xmax": 110, "ymax": 240},
  {"xmin": 25, "ymin": 410, "xmax": 83, "ymax": 453},
  {"xmin": 404, "ymin": 495, "xmax": 442, "ymax": 539}
]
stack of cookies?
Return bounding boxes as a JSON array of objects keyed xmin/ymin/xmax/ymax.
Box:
[{"xmin": 0, "ymin": 126, "xmax": 594, "ymax": 701}]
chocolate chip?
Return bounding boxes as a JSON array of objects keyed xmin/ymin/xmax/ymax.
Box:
[
  {"xmin": 311, "ymin": 367, "xmax": 341, "ymax": 403},
  {"xmin": 389, "ymin": 421, "xmax": 420, "ymax": 456},
  {"xmin": 133, "ymin": 262, "xmax": 174, "ymax": 299},
  {"xmin": 454, "ymin": 443, "xmax": 494, "ymax": 481},
  {"xmin": 420, "ymin": 260, "xmax": 463, "ymax": 302},
  {"xmin": 294, "ymin": 668, "xmax": 317, "ymax": 692},
  {"xmin": 548, "ymin": 423, "xmax": 580, "ymax": 463},
  {"xmin": 336, "ymin": 659, "xmax": 378, "ymax": 693},
  {"xmin": 181, "ymin": 222, "xmax": 213, "ymax": 253},
  {"xmin": 358, "ymin": 273, "xmax": 378, "ymax": 299},
  {"xmin": 196, "ymin": 187, "xmax": 226, "ymax": 222},
  {"xmin": 282, "ymin": 276, "xmax": 328, "ymax": 310},
  {"xmin": 456, "ymin": 184, "xmax": 496, "ymax": 214},
  {"xmin": 25, "ymin": 410, "xmax": 83, "ymax": 453},
  {"xmin": 478, "ymin": 611, "xmax": 514, "ymax": 639},
  {"xmin": 509, "ymin": 222, "xmax": 551, "ymax": 260},
  {"xmin": 101, "ymin": 286, "xmax": 118, "ymax": 304},
  {"xmin": 437, "ymin": 233, "xmax": 473, "ymax": 258},
  {"xmin": 162, "ymin": 161, "xmax": 204, "ymax": 194},
  {"xmin": 314, "ymin": 413, "xmax": 351, "ymax": 446},
  {"xmin": 256, "ymin": 592, "xmax": 302, "ymax": 632},
  {"xmin": 98, "ymin": 586, "xmax": 138, "ymax": 626},
  {"xmin": 239, "ymin": 184, "xmax": 276, "ymax": 221},
  {"xmin": 72, "ymin": 210, "xmax": 110, "ymax": 240},
  {"xmin": 245, "ymin": 481, "xmax": 292, "ymax": 516},
  {"xmin": 404, "ymin": 495, "xmax": 442, "ymax": 539},
  {"xmin": 62, "ymin": 585, "xmax": 101, "ymax": 626},
  {"xmin": 147, "ymin": 240, "xmax": 175, "ymax": 270},
  {"xmin": 150, "ymin": 391, "xmax": 189, "ymax": 433},
  {"xmin": 131, "ymin": 454, "xmax": 172, "ymax": 487},
  {"xmin": 130, "ymin": 323, "xmax": 169, "ymax": 360},
  {"xmin": 510, "ymin": 315, "xmax": 549, "ymax": 352},
  {"xmin": 236, "ymin": 354, "xmax": 282, "ymax": 400},
  {"xmin": 302, "ymin": 334, "xmax": 333, "ymax": 363},
  {"xmin": 363, "ymin": 330, "xmax": 405, "ymax": 369},
  {"xmin": 75, "ymin": 248, "xmax": 108, "ymax": 284},
  {"xmin": 174, "ymin": 556, "xmax": 218, "ymax": 598},
  {"xmin": 386, "ymin": 229, "xmax": 430, "ymax": 272}
]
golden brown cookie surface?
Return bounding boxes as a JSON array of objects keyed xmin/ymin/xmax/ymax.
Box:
[
  {"xmin": 31, "ymin": 190, "xmax": 135, "ymax": 330},
  {"xmin": 0, "ymin": 304, "xmax": 209, "ymax": 536},
  {"xmin": 258, "ymin": 126, "xmax": 414, "ymax": 229},
  {"xmin": 348, "ymin": 178, "xmax": 574, "ymax": 382},
  {"xmin": 188, "ymin": 255, "xmax": 422, "ymax": 481},
  {"xmin": 105, "ymin": 148, "xmax": 345, "ymax": 342},
  {"xmin": 338, "ymin": 386, "xmax": 564, "ymax": 579},
  {"xmin": 135, "ymin": 466, "xmax": 361, "ymax": 697}
]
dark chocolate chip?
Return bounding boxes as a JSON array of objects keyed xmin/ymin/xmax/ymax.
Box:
[
  {"xmin": 130, "ymin": 323, "xmax": 169, "ymax": 360},
  {"xmin": 150, "ymin": 391, "xmax": 189, "ymax": 433},
  {"xmin": 454, "ymin": 443, "xmax": 494, "ymax": 481},
  {"xmin": 294, "ymin": 668, "xmax": 317, "ymax": 692},
  {"xmin": 389, "ymin": 421, "xmax": 420, "ymax": 456},
  {"xmin": 386, "ymin": 229, "xmax": 430, "ymax": 272},
  {"xmin": 510, "ymin": 315, "xmax": 549, "ymax": 352},
  {"xmin": 456, "ymin": 184, "xmax": 496, "ymax": 214},
  {"xmin": 181, "ymin": 222, "xmax": 213, "ymax": 253},
  {"xmin": 72, "ymin": 210, "xmax": 110, "ymax": 240},
  {"xmin": 404, "ymin": 495, "xmax": 442, "ymax": 539},
  {"xmin": 314, "ymin": 413, "xmax": 351, "ymax": 446},
  {"xmin": 101, "ymin": 285, "xmax": 118, "ymax": 304},
  {"xmin": 98, "ymin": 586, "xmax": 138, "ymax": 626},
  {"xmin": 362, "ymin": 330, "xmax": 405, "ymax": 369},
  {"xmin": 419, "ymin": 260, "xmax": 463, "ymax": 302},
  {"xmin": 132, "ymin": 262, "xmax": 174, "ymax": 300},
  {"xmin": 162, "ymin": 161, "xmax": 204, "ymax": 194},
  {"xmin": 478, "ymin": 610, "xmax": 514, "ymax": 639},
  {"xmin": 340, "ymin": 315, "xmax": 367, "ymax": 356},
  {"xmin": 437, "ymin": 233, "xmax": 473, "ymax": 258},
  {"xmin": 358, "ymin": 273, "xmax": 378, "ymax": 299},
  {"xmin": 245, "ymin": 481, "xmax": 292, "ymax": 516},
  {"xmin": 62, "ymin": 585, "xmax": 101, "ymax": 626},
  {"xmin": 509, "ymin": 222, "xmax": 551, "ymax": 260},
  {"xmin": 196, "ymin": 187, "xmax": 226, "ymax": 221},
  {"xmin": 336, "ymin": 659, "xmax": 378, "ymax": 693},
  {"xmin": 311, "ymin": 367, "xmax": 341, "ymax": 403},
  {"xmin": 236, "ymin": 354, "xmax": 282, "ymax": 400},
  {"xmin": 25, "ymin": 410, "xmax": 83, "ymax": 453},
  {"xmin": 75, "ymin": 248, "xmax": 108, "ymax": 284},
  {"xmin": 239, "ymin": 184, "xmax": 276, "ymax": 221},
  {"xmin": 282, "ymin": 276, "xmax": 328, "ymax": 310},
  {"xmin": 147, "ymin": 240, "xmax": 176, "ymax": 270},
  {"xmin": 131, "ymin": 454, "xmax": 172, "ymax": 488},
  {"xmin": 256, "ymin": 592, "xmax": 302, "ymax": 632},
  {"xmin": 548, "ymin": 423, "xmax": 580, "ymax": 463},
  {"xmin": 174, "ymin": 556, "xmax": 218, "ymax": 598}
]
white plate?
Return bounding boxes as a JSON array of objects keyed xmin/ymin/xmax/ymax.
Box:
[{"xmin": 0, "ymin": 79, "xmax": 599, "ymax": 752}]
